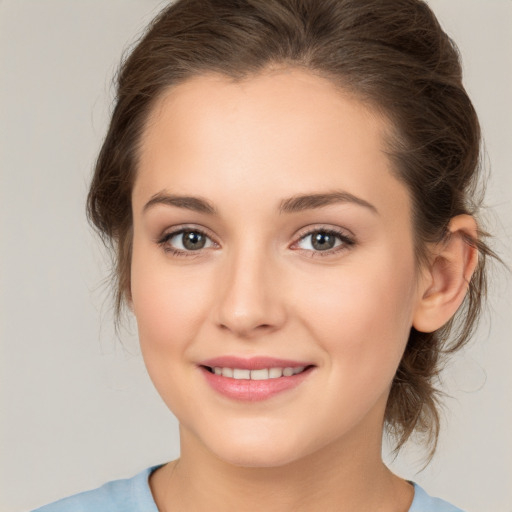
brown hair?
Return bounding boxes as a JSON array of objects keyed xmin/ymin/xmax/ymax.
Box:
[{"xmin": 87, "ymin": 0, "xmax": 496, "ymax": 456}]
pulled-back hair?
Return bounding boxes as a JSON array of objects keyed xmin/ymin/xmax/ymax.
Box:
[{"xmin": 87, "ymin": 0, "xmax": 496, "ymax": 455}]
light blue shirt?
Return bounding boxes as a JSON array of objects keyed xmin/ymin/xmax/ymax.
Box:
[{"xmin": 32, "ymin": 466, "xmax": 465, "ymax": 512}]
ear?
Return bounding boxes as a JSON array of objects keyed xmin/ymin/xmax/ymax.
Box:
[{"xmin": 412, "ymin": 215, "xmax": 479, "ymax": 333}]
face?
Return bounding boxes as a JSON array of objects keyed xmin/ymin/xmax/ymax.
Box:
[{"xmin": 131, "ymin": 68, "xmax": 423, "ymax": 468}]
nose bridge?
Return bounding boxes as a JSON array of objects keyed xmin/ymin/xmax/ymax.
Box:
[{"xmin": 215, "ymin": 239, "xmax": 284, "ymax": 337}]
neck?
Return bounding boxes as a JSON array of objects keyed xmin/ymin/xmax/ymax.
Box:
[{"xmin": 150, "ymin": 425, "xmax": 413, "ymax": 512}]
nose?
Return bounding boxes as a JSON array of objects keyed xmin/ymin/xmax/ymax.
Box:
[{"xmin": 213, "ymin": 246, "xmax": 287, "ymax": 339}]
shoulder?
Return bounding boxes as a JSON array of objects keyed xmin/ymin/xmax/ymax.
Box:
[
  {"xmin": 409, "ymin": 482, "xmax": 466, "ymax": 512},
  {"xmin": 31, "ymin": 466, "xmax": 161, "ymax": 512}
]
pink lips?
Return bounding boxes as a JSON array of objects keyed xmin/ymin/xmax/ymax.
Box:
[{"xmin": 198, "ymin": 356, "xmax": 314, "ymax": 402}]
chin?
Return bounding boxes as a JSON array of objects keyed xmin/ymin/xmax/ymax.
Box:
[
  {"xmin": 216, "ymin": 446, "xmax": 302, "ymax": 469},
  {"xmin": 201, "ymin": 426, "xmax": 317, "ymax": 469}
]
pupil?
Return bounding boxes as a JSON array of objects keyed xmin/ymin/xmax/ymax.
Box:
[
  {"xmin": 312, "ymin": 232, "xmax": 335, "ymax": 251},
  {"xmin": 183, "ymin": 231, "xmax": 206, "ymax": 250}
]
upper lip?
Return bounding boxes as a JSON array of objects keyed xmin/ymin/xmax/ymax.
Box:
[{"xmin": 199, "ymin": 356, "xmax": 314, "ymax": 370}]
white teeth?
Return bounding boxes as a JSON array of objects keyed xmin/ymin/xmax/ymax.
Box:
[
  {"xmin": 268, "ymin": 367, "xmax": 283, "ymax": 379},
  {"xmin": 250, "ymin": 369, "xmax": 269, "ymax": 380},
  {"xmin": 221, "ymin": 367, "xmax": 233, "ymax": 378},
  {"xmin": 211, "ymin": 366, "xmax": 307, "ymax": 380},
  {"xmin": 233, "ymin": 369, "xmax": 251, "ymax": 380}
]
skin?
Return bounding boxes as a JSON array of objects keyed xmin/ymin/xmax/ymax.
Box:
[{"xmin": 129, "ymin": 67, "xmax": 478, "ymax": 512}]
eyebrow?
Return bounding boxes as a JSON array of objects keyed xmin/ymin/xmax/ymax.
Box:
[
  {"xmin": 279, "ymin": 191, "xmax": 378, "ymax": 215},
  {"xmin": 143, "ymin": 192, "xmax": 217, "ymax": 214},
  {"xmin": 142, "ymin": 190, "xmax": 378, "ymax": 216}
]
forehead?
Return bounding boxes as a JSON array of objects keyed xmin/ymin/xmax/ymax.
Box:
[
  {"xmin": 143, "ymin": 68, "xmax": 383, "ymax": 162},
  {"xmin": 134, "ymin": 67, "xmax": 410, "ymax": 220}
]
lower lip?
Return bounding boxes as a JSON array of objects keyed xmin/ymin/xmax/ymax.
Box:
[{"xmin": 200, "ymin": 366, "xmax": 313, "ymax": 402}]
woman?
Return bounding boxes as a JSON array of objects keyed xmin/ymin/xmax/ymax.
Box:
[{"xmin": 31, "ymin": 0, "xmax": 499, "ymax": 510}]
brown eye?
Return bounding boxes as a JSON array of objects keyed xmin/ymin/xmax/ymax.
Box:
[
  {"xmin": 181, "ymin": 230, "xmax": 207, "ymax": 250},
  {"xmin": 295, "ymin": 229, "xmax": 355, "ymax": 254},
  {"xmin": 159, "ymin": 228, "xmax": 215, "ymax": 253},
  {"xmin": 310, "ymin": 231, "xmax": 337, "ymax": 251}
]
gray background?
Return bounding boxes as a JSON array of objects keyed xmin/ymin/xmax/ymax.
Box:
[{"xmin": 1, "ymin": 1, "xmax": 511, "ymax": 511}]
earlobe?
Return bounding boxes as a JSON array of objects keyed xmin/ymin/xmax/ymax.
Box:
[{"xmin": 412, "ymin": 215, "xmax": 479, "ymax": 333}]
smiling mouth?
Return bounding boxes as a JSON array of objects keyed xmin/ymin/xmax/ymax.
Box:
[
  {"xmin": 201, "ymin": 365, "xmax": 313, "ymax": 380},
  {"xmin": 199, "ymin": 361, "xmax": 315, "ymax": 401}
]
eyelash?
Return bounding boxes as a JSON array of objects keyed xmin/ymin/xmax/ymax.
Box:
[
  {"xmin": 156, "ymin": 226, "xmax": 356, "ymax": 258},
  {"xmin": 293, "ymin": 227, "xmax": 355, "ymax": 258},
  {"xmin": 156, "ymin": 227, "xmax": 216, "ymax": 258}
]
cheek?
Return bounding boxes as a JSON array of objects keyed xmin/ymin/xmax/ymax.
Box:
[
  {"xmin": 130, "ymin": 246, "xmax": 215, "ymax": 414},
  {"xmin": 294, "ymin": 250, "xmax": 417, "ymax": 379},
  {"xmin": 130, "ymin": 241, "xmax": 210, "ymax": 359}
]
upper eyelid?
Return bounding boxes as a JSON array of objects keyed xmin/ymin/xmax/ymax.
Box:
[
  {"xmin": 158, "ymin": 224, "xmax": 217, "ymax": 242},
  {"xmin": 295, "ymin": 224, "xmax": 354, "ymax": 238}
]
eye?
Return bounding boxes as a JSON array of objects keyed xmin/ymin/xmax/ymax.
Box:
[
  {"xmin": 295, "ymin": 228, "xmax": 355, "ymax": 255},
  {"xmin": 158, "ymin": 228, "xmax": 216, "ymax": 254}
]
